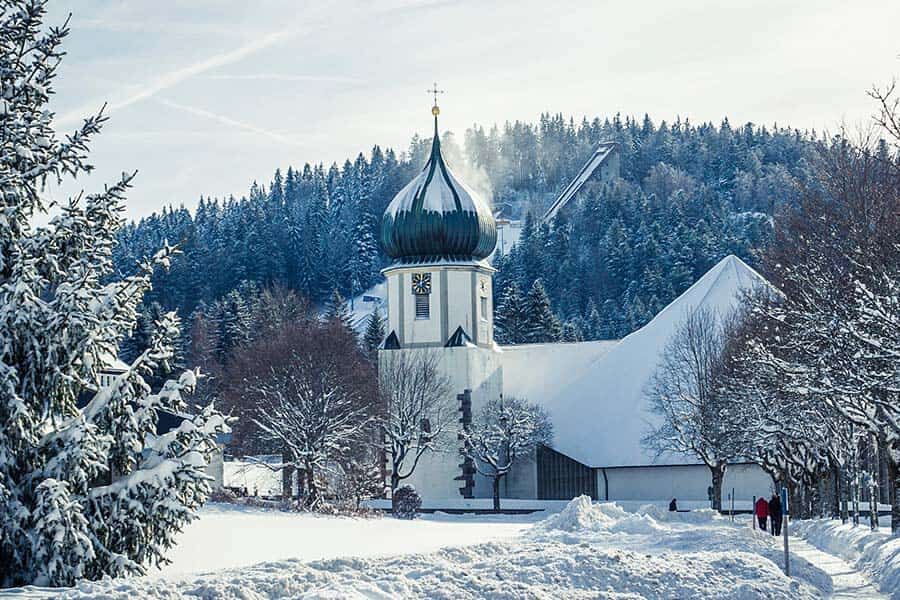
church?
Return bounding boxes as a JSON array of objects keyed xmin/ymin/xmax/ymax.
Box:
[{"xmin": 377, "ymin": 100, "xmax": 771, "ymax": 507}]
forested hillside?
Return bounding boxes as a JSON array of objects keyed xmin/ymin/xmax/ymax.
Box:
[{"xmin": 114, "ymin": 113, "xmax": 822, "ymax": 359}]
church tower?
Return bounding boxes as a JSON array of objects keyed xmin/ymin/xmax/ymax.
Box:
[{"xmin": 379, "ymin": 95, "xmax": 503, "ymax": 499}]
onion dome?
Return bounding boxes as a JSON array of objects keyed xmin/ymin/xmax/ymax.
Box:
[{"xmin": 381, "ymin": 104, "xmax": 497, "ymax": 263}]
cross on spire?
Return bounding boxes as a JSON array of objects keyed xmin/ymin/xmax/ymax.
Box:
[{"xmin": 427, "ymin": 82, "xmax": 445, "ymax": 115}]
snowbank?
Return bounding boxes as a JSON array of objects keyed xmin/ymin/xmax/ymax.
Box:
[
  {"xmin": 537, "ymin": 496, "xmax": 664, "ymax": 536},
  {"xmin": 794, "ymin": 518, "xmax": 900, "ymax": 598},
  {"xmin": 49, "ymin": 497, "xmax": 833, "ymax": 598},
  {"xmin": 638, "ymin": 503, "xmax": 724, "ymax": 523}
]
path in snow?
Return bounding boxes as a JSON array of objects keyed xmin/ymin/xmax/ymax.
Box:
[{"xmin": 789, "ymin": 536, "xmax": 886, "ymax": 599}]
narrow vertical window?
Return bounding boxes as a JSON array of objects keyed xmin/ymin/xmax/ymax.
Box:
[
  {"xmin": 415, "ymin": 293, "xmax": 430, "ymax": 319},
  {"xmin": 480, "ymin": 296, "xmax": 488, "ymax": 320}
]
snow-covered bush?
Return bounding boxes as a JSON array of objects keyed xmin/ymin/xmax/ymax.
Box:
[
  {"xmin": 392, "ymin": 485, "xmax": 421, "ymax": 519},
  {"xmin": 0, "ymin": 1, "xmax": 226, "ymax": 586}
]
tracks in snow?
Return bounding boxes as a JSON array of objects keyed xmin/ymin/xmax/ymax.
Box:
[{"xmin": 789, "ymin": 536, "xmax": 886, "ymax": 599}]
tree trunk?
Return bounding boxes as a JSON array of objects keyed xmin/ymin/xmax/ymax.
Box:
[
  {"xmin": 835, "ymin": 464, "xmax": 847, "ymax": 523},
  {"xmin": 492, "ymin": 476, "xmax": 501, "ymax": 511},
  {"xmin": 282, "ymin": 448, "xmax": 294, "ymax": 501},
  {"xmin": 888, "ymin": 452, "xmax": 900, "ymax": 535},
  {"xmin": 304, "ymin": 462, "xmax": 319, "ymax": 509},
  {"xmin": 709, "ymin": 463, "xmax": 726, "ymax": 512},
  {"xmin": 869, "ymin": 435, "xmax": 880, "ymax": 531},
  {"xmin": 390, "ymin": 471, "xmax": 400, "ymax": 514}
]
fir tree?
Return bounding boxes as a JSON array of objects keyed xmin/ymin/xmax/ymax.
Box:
[
  {"xmin": 0, "ymin": 3, "xmax": 227, "ymax": 585},
  {"xmin": 325, "ymin": 288, "xmax": 353, "ymax": 330},
  {"xmin": 362, "ymin": 307, "xmax": 386, "ymax": 357},
  {"xmin": 494, "ymin": 282, "xmax": 527, "ymax": 344},
  {"xmin": 524, "ymin": 279, "xmax": 562, "ymax": 343}
]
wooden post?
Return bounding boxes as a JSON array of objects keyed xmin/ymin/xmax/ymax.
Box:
[{"xmin": 782, "ymin": 486, "xmax": 790, "ymax": 577}]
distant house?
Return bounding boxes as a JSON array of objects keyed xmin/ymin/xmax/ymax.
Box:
[{"xmin": 91, "ymin": 356, "xmax": 231, "ymax": 492}]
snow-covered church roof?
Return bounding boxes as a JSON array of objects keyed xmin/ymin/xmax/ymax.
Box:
[
  {"xmin": 502, "ymin": 255, "xmax": 771, "ymax": 468},
  {"xmin": 381, "ymin": 105, "xmax": 496, "ymax": 263}
]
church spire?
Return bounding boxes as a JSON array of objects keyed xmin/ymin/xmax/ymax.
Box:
[
  {"xmin": 427, "ymin": 82, "xmax": 444, "ymax": 141},
  {"xmin": 380, "ymin": 85, "xmax": 496, "ymax": 263}
]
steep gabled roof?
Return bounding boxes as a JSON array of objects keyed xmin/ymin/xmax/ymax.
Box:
[
  {"xmin": 542, "ymin": 142, "xmax": 618, "ymax": 223},
  {"xmin": 503, "ymin": 255, "xmax": 772, "ymax": 468}
]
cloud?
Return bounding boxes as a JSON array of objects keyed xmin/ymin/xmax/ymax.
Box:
[
  {"xmin": 157, "ymin": 98, "xmax": 301, "ymax": 147},
  {"xmin": 55, "ymin": 29, "xmax": 294, "ymax": 128}
]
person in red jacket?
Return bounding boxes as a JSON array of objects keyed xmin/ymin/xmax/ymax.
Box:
[{"xmin": 755, "ymin": 496, "xmax": 769, "ymax": 531}]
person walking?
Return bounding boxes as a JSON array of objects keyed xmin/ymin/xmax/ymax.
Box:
[
  {"xmin": 755, "ymin": 495, "xmax": 769, "ymax": 531},
  {"xmin": 769, "ymin": 493, "xmax": 783, "ymax": 536}
]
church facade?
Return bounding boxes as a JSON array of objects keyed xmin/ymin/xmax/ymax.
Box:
[{"xmin": 378, "ymin": 103, "xmax": 771, "ymax": 506}]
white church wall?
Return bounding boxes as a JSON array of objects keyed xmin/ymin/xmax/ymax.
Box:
[
  {"xmin": 384, "ymin": 264, "xmax": 493, "ymax": 349},
  {"xmin": 380, "ymin": 345, "xmax": 503, "ymax": 501},
  {"xmin": 596, "ymin": 462, "xmax": 772, "ymax": 504}
]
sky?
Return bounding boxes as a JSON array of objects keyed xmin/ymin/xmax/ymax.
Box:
[{"xmin": 44, "ymin": 0, "xmax": 900, "ymax": 220}]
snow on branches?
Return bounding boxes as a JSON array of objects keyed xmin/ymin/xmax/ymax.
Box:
[
  {"xmin": 377, "ymin": 351, "xmax": 452, "ymax": 508},
  {"xmin": 460, "ymin": 396, "xmax": 552, "ymax": 510},
  {"xmin": 0, "ymin": 0, "xmax": 226, "ymax": 586},
  {"xmin": 643, "ymin": 306, "xmax": 742, "ymax": 510}
]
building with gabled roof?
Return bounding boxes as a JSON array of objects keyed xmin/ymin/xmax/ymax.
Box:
[{"xmin": 377, "ymin": 103, "xmax": 770, "ymax": 507}]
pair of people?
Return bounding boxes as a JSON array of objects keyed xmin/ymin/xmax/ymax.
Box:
[{"xmin": 754, "ymin": 494, "xmax": 783, "ymax": 535}]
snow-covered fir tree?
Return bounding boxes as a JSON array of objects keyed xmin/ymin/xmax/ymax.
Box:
[
  {"xmin": 0, "ymin": 2, "xmax": 226, "ymax": 586},
  {"xmin": 523, "ymin": 279, "xmax": 562, "ymax": 343},
  {"xmin": 324, "ymin": 288, "xmax": 353, "ymax": 330},
  {"xmin": 494, "ymin": 282, "xmax": 527, "ymax": 344},
  {"xmin": 362, "ymin": 307, "xmax": 386, "ymax": 357}
]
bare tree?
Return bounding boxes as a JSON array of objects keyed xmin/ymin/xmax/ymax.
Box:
[
  {"xmin": 378, "ymin": 351, "xmax": 452, "ymax": 512},
  {"xmin": 460, "ymin": 396, "xmax": 552, "ymax": 511},
  {"xmin": 643, "ymin": 306, "xmax": 739, "ymax": 511},
  {"xmin": 228, "ymin": 318, "xmax": 376, "ymax": 508}
]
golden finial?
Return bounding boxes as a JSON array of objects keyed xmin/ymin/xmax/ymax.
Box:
[{"xmin": 427, "ymin": 82, "xmax": 445, "ymax": 116}]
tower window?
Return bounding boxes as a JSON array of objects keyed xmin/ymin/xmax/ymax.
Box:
[
  {"xmin": 415, "ymin": 293, "xmax": 430, "ymax": 319},
  {"xmin": 480, "ymin": 296, "xmax": 488, "ymax": 321}
]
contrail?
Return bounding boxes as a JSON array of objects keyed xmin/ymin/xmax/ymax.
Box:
[
  {"xmin": 208, "ymin": 73, "xmax": 363, "ymax": 84},
  {"xmin": 56, "ymin": 29, "xmax": 294, "ymax": 128},
  {"xmin": 157, "ymin": 98, "xmax": 301, "ymax": 147}
]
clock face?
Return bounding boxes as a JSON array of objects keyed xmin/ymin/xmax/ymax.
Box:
[{"xmin": 411, "ymin": 272, "xmax": 432, "ymax": 295}]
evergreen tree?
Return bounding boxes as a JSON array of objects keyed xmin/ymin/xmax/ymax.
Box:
[
  {"xmin": 524, "ymin": 279, "xmax": 562, "ymax": 343},
  {"xmin": 0, "ymin": 3, "xmax": 226, "ymax": 585},
  {"xmin": 325, "ymin": 288, "xmax": 353, "ymax": 330},
  {"xmin": 494, "ymin": 282, "xmax": 527, "ymax": 344},
  {"xmin": 362, "ymin": 307, "xmax": 386, "ymax": 357}
]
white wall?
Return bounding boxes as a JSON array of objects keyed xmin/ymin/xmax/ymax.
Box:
[
  {"xmin": 596, "ymin": 462, "xmax": 772, "ymax": 504},
  {"xmin": 379, "ymin": 344, "xmax": 503, "ymax": 501},
  {"xmin": 206, "ymin": 445, "xmax": 225, "ymax": 491},
  {"xmin": 383, "ymin": 262, "xmax": 494, "ymax": 349}
]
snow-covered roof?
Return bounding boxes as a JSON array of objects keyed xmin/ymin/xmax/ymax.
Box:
[
  {"xmin": 98, "ymin": 351, "xmax": 129, "ymax": 373},
  {"xmin": 503, "ymin": 255, "xmax": 771, "ymax": 468},
  {"xmin": 542, "ymin": 142, "xmax": 618, "ymax": 223}
]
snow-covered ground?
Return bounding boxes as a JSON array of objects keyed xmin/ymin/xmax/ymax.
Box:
[
  {"xmin": 794, "ymin": 518, "xmax": 900, "ymax": 599},
  {"xmin": 150, "ymin": 502, "xmax": 534, "ymax": 577},
  {"xmin": 11, "ymin": 498, "xmax": 858, "ymax": 599}
]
